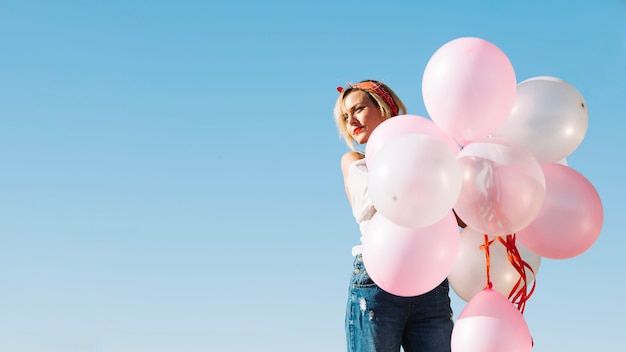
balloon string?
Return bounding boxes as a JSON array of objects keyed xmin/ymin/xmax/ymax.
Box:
[
  {"xmin": 479, "ymin": 234, "xmax": 494, "ymax": 289},
  {"xmin": 495, "ymin": 234, "xmax": 537, "ymax": 314}
]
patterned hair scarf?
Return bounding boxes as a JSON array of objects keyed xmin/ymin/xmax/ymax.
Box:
[{"xmin": 337, "ymin": 81, "xmax": 399, "ymax": 116}]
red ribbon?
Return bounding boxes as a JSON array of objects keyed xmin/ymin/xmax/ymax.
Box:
[
  {"xmin": 480, "ymin": 234, "xmax": 495, "ymax": 290},
  {"xmin": 481, "ymin": 234, "xmax": 536, "ymax": 314}
]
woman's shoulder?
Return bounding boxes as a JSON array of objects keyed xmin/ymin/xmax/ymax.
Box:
[
  {"xmin": 341, "ymin": 151, "xmax": 365, "ymax": 165},
  {"xmin": 341, "ymin": 151, "xmax": 365, "ymax": 174}
]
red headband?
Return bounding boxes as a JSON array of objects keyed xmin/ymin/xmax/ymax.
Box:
[{"xmin": 336, "ymin": 82, "xmax": 398, "ymax": 116}]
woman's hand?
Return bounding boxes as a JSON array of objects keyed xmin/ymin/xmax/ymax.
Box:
[{"xmin": 453, "ymin": 209, "xmax": 466, "ymax": 228}]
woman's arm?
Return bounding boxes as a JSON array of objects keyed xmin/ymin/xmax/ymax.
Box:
[{"xmin": 340, "ymin": 151, "xmax": 365, "ymax": 205}]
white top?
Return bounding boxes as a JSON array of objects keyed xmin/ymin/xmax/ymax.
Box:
[{"xmin": 347, "ymin": 158, "xmax": 377, "ymax": 256}]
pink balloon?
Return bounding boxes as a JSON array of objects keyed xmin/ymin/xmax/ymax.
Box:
[
  {"xmin": 448, "ymin": 227, "xmax": 541, "ymax": 302},
  {"xmin": 517, "ymin": 163, "xmax": 603, "ymax": 259},
  {"xmin": 454, "ymin": 138, "xmax": 546, "ymax": 236},
  {"xmin": 422, "ymin": 37, "xmax": 517, "ymax": 145},
  {"xmin": 452, "ymin": 289, "xmax": 533, "ymax": 352},
  {"xmin": 361, "ymin": 211, "xmax": 460, "ymax": 297},
  {"xmin": 365, "ymin": 114, "xmax": 460, "ymax": 168}
]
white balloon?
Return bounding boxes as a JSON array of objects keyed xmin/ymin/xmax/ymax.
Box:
[
  {"xmin": 449, "ymin": 227, "xmax": 541, "ymax": 302},
  {"xmin": 555, "ymin": 158, "xmax": 568, "ymax": 166},
  {"xmin": 493, "ymin": 76, "xmax": 588, "ymax": 163},
  {"xmin": 368, "ymin": 133, "xmax": 462, "ymax": 228},
  {"xmin": 454, "ymin": 138, "xmax": 546, "ymax": 236}
]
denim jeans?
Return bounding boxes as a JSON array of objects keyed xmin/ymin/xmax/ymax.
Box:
[{"xmin": 345, "ymin": 254, "xmax": 454, "ymax": 352}]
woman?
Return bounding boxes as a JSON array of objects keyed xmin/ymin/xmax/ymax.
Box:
[{"xmin": 334, "ymin": 80, "xmax": 455, "ymax": 352}]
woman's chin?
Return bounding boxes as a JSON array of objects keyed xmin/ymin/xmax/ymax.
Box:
[{"xmin": 355, "ymin": 135, "xmax": 369, "ymax": 145}]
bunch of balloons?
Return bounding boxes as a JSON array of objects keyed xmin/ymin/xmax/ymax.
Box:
[{"xmin": 360, "ymin": 37, "xmax": 603, "ymax": 352}]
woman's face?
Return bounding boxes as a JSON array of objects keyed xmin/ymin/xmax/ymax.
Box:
[{"xmin": 343, "ymin": 90, "xmax": 385, "ymax": 144}]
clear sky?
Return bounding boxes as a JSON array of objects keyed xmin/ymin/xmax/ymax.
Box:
[{"xmin": 0, "ymin": 0, "xmax": 624, "ymax": 351}]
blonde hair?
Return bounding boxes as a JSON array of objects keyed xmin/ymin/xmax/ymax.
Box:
[{"xmin": 333, "ymin": 80, "xmax": 406, "ymax": 150}]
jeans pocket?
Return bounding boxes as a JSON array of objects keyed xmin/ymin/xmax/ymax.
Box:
[{"xmin": 351, "ymin": 260, "xmax": 376, "ymax": 288}]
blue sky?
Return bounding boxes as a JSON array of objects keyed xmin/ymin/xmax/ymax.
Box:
[{"xmin": 0, "ymin": 0, "xmax": 624, "ymax": 351}]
